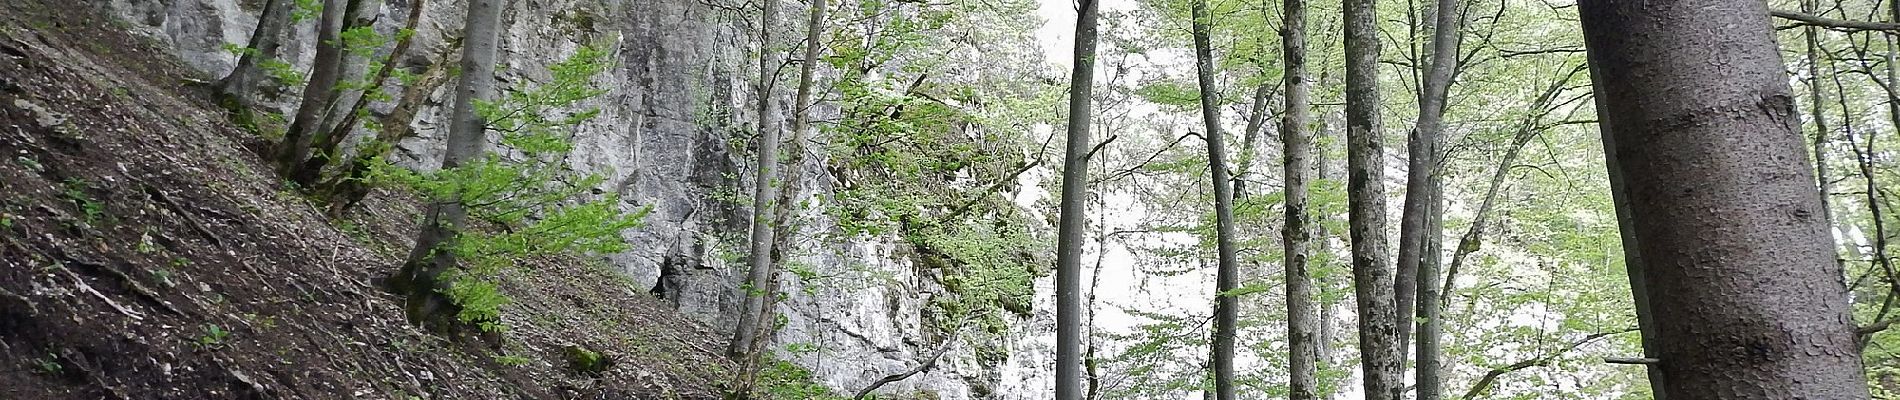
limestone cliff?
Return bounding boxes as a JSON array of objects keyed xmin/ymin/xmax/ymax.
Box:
[{"xmin": 101, "ymin": 0, "xmax": 1056, "ymax": 397}]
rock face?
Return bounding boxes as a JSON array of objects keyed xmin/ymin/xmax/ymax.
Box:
[{"xmin": 100, "ymin": 0, "xmax": 1054, "ymax": 398}]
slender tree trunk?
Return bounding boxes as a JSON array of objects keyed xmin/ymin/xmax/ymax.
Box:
[
  {"xmin": 305, "ymin": 0, "xmax": 413, "ymax": 180},
  {"xmin": 769, "ymin": 0, "xmax": 827, "ymax": 283},
  {"xmin": 1409, "ymin": 0, "xmax": 1460, "ymax": 396},
  {"xmin": 275, "ymin": 0, "xmax": 349, "ymax": 182},
  {"xmin": 1234, "ymin": 84, "xmax": 1273, "ymax": 199},
  {"xmin": 318, "ymin": 41, "xmax": 456, "ymax": 216},
  {"xmin": 1578, "ymin": 0, "xmax": 1870, "ymax": 397},
  {"xmin": 1280, "ymin": 0, "xmax": 1319, "ymax": 395},
  {"xmin": 316, "ymin": 0, "xmax": 383, "ymax": 137},
  {"xmin": 729, "ymin": 0, "xmax": 785, "ymax": 392},
  {"xmin": 220, "ymin": 0, "xmax": 294, "ymax": 107},
  {"xmin": 1801, "ymin": 0, "xmax": 1843, "ymax": 277},
  {"xmin": 391, "ymin": 0, "xmax": 501, "ymax": 330},
  {"xmin": 1345, "ymin": 0, "xmax": 1400, "ymax": 394},
  {"xmin": 1056, "ymin": 1, "xmax": 1101, "ymax": 399},
  {"xmin": 1189, "ymin": 0, "xmax": 1238, "ymax": 397}
]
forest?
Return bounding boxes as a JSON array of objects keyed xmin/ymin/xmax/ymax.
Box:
[{"xmin": 0, "ymin": 0, "xmax": 1893, "ymax": 398}]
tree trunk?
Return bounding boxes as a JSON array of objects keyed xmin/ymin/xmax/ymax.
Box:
[
  {"xmin": 315, "ymin": 0, "xmax": 383, "ymax": 137},
  {"xmin": 1577, "ymin": 0, "xmax": 1870, "ymax": 397},
  {"xmin": 729, "ymin": 0, "xmax": 785, "ymax": 392},
  {"xmin": 1189, "ymin": 0, "xmax": 1238, "ymax": 398},
  {"xmin": 1056, "ymin": 1, "xmax": 1100, "ymax": 399},
  {"xmin": 1233, "ymin": 83, "xmax": 1273, "ymax": 200},
  {"xmin": 1408, "ymin": 0, "xmax": 1460, "ymax": 396},
  {"xmin": 274, "ymin": 0, "xmax": 349, "ymax": 183},
  {"xmin": 1345, "ymin": 0, "xmax": 1400, "ymax": 394},
  {"xmin": 391, "ymin": 0, "xmax": 501, "ymax": 331},
  {"xmin": 304, "ymin": 0, "xmax": 410, "ymax": 180},
  {"xmin": 1280, "ymin": 0, "xmax": 1319, "ymax": 395},
  {"xmin": 1800, "ymin": 0, "xmax": 1843, "ymax": 278},
  {"xmin": 219, "ymin": 0, "xmax": 294, "ymax": 107},
  {"xmin": 317, "ymin": 41, "xmax": 455, "ymax": 216}
]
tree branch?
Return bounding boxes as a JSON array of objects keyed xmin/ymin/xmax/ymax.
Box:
[
  {"xmin": 851, "ymin": 316, "xmax": 972, "ymax": 400},
  {"xmin": 1771, "ymin": 9, "xmax": 1900, "ymax": 32}
]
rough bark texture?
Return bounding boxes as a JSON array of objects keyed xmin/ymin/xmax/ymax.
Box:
[
  {"xmin": 218, "ymin": 0, "xmax": 293, "ymax": 107},
  {"xmin": 274, "ymin": 0, "xmax": 348, "ymax": 180},
  {"xmin": 1344, "ymin": 0, "xmax": 1400, "ymax": 395},
  {"xmin": 1189, "ymin": 0, "xmax": 1238, "ymax": 397},
  {"xmin": 392, "ymin": 0, "xmax": 501, "ymax": 330},
  {"xmin": 1578, "ymin": 0, "xmax": 1870, "ymax": 398},
  {"xmin": 1055, "ymin": 1, "xmax": 1099, "ymax": 399},
  {"xmin": 1280, "ymin": 0, "xmax": 1319, "ymax": 395},
  {"xmin": 729, "ymin": 0, "xmax": 784, "ymax": 377},
  {"xmin": 1593, "ymin": 68, "xmax": 1669, "ymax": 399}
]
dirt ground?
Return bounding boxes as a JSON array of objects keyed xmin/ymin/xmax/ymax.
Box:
[{"xmin": 0, "ymin": 1, "xmax": 734, "ymax": 398}]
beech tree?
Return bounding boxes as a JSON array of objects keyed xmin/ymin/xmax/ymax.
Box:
[
  {"xmin": 1055, "ymin": 0, "xmax": 1101, "ymax": 399},
  {"xmin": 218, "ymin": 0, "xmax": 293, "ymax": 107},
  {"xmin": 1579, "ymin": 0, "xmax": 1869, "ymax": 397},
  {"xmin": 391, "ymin": 0, "xmax": 503, "ymax": 329},
  {"xmin": 1344, "ymin": 0, "xmax": 1401, "ymax": 395},
  {"xmin": 730, "ymin": 0, "xmax": 786, "ymax": 393},
  {"xmin": 273, "ymin": 0, "xmax": 348, "ymax": 182},
  {"xmin": 1280, "ymin": 0, "xmax": 1320, "ymax": 395},
  {"xmin": 1188, "ymin": 0, "xmax": 1239, "ymax": 397}
]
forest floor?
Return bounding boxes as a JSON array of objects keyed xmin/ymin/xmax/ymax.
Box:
[{"xmin": 0, "ymin": 1, "xmax": 737, "ymax": 398}]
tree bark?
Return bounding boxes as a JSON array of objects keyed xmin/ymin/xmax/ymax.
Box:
[
  {"xmin": 1280, "ymin": 0, "xmax": 1319, "ymax": 395},
  {"xmin": 1578, "ymin": 0, "xmax": 1870, "ymax": 397},
  {"xmin": 1345, "ymin": 0, "xmax": 1400, "ymax": 395},
  {"xmin": 391, "ymin": 0, "xmax": 501, "ymax": 331},
  {"xmin": 1799, "ymin": 0, "xmax": 1847, "ymax": 287},
  {"xmin": 219, "ymin": 0, "xmax": 294, "ymax": 107},
  {"xmin": 1189, "ymin": 0, "xmax": 1238, "ymax": 398},
  {"xmin": 274, "ymin": 0, "xmax": 349, "ymax": 182},
  {"xmin": 305, "ymin": 0, "xmax": 413, "ymax": 180},
  {"xmin": 729, "ymin": 0, "xmax": 785, "ymax": 392},
  {"xmin": 1408, "ymin": 0, "xmax": 1460, "ymax": 396},
  {"xmin": 1056, "ymin": 1, "xmax": 1100, "ymax": 399}
]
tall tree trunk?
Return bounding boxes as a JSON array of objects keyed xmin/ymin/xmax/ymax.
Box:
[
  {"xmin": 274, "ymin": 0, "xmax": 349, "ymax": 183},
  {"xmin": 1801, "ymin": 0, "xmax": 1844, "ymax": 277},
  {"xmin": 729, "ymin": 0, "xmax": 785, "ymax": 392},
  {"xmin": 1345, "ymin": 0, "xmax": 1400, "ymax": 394},
  {"xmin": 219, "ymin": 0, "xmax": 294, "ymax": 107},
  {"xmin": 1189, "ymin": 0, "xmax": 1238, "ymax": 398},
  {"xmin": 318, "ymin": 41, "xmax": 456, "ymax": 216},
  {"xmin": 390, "ymin": 0, "xmax": 501, "ymax": 331},
  {"xmin": 769, "ymin": 0, "xmax": 826, "ymax": 285},
  {"xmin": 316, "ymin": 0, "xmax": 383, "ymax": 136},
  {"xmin": 1408, "ymin": 0, "xmax": 1461, "ymax": 396},
  {"xmin": 303, "ymin": 0, "xmax": 408, "ymax": 180},
  {"xmin": 1056, "ymin": 1, "xmax": 1101, "ymax": 399},
  {"xmin": 1280, "ymin": 0, "xmax": 1320, "ymax": 395},
  {"xmin": 1578, "ymin": 0, "xmax": 1870, "ymax": 397}
]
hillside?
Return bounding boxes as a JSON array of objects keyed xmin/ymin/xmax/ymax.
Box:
[{"xmin": 0, "ymin": 2, "xmax": 739, "ymax": 398}]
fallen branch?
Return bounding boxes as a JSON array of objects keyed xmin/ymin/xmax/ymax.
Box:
[{"xmin": 58, "ymin": 264, "xmax": 145, "ymax": 321}]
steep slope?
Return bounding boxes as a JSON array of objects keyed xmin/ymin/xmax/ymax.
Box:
[
  {"xmin": 0, "ymin": 1, "xmax": 737, "ymax": 398},
  {"xmin": 81, "ymin": 0, "xmax": 1061, "ymax": 397}
]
